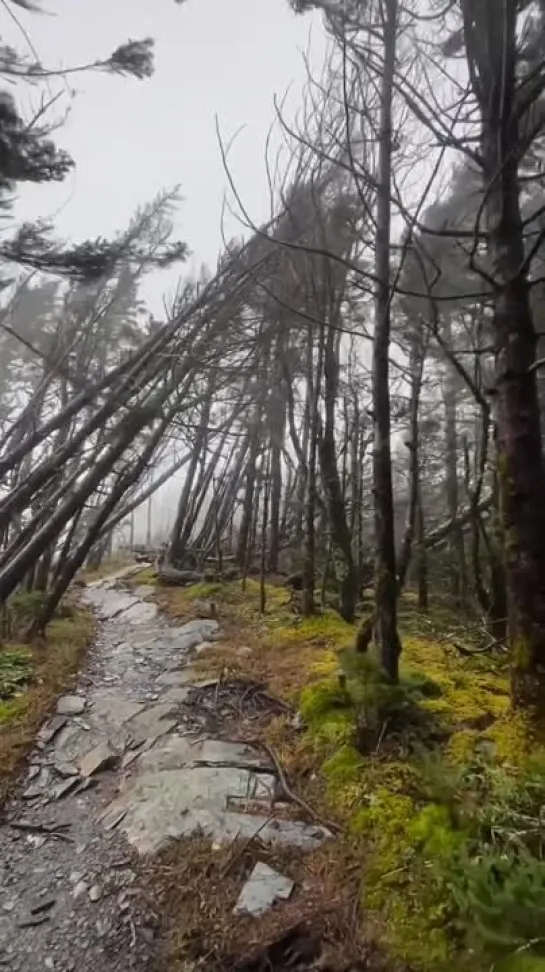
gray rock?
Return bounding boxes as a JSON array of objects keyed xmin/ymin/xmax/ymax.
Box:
[
  {"xmin": 56, "ymin": 696, "xmax": 85, "ymax": 717},
  {"xmin": 53, "ymin": 777, "xmax": 80, "ymax": 801},
  {"xmin": 79, "ymin": 742, "xmax": 116, "ymax": 778},
  {"xmin": 88, "ymin": 885, "xmax": 102, "ymax": 903},
  {"xmin": 72, "ymin": 882, "xmax": 88, "ymax": 900},
  {"xmin": 234, "ymin": 862, "xmax": 294, "ymax": 916},
  {"xmin": 37, "ymin": 715, "xmax": 67, "ymax": 747}
]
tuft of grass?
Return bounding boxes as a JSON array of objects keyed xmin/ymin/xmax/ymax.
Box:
[{"xmin": 0, "ymin": 605, "xmax": 94, "ymax": 802}]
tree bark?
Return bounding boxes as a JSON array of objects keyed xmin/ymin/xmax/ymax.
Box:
[
  {"xmin": 461, "ymin": 0, "xmax": 545, "ymax": 709},
  {"xmin": 369, "ymin": 0, "xmax": 401, "ymax": 679}
]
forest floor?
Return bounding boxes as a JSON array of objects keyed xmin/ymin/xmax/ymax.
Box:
[
  {"xmin": 0, "ymin": 568, "xmax": 543, "ymax": 972},
  {"xmin": 144, "ymin": 573, "xmax": 545, "ymax": 972}
]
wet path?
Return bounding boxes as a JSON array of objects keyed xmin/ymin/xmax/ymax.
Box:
[{"xmin": 0, "ymin": 571, "xmax": 330, "ymax": 972}]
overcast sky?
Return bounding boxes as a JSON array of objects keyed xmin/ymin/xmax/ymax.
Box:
[
  {"xmin": 11, "ymin": 0, "xmax": 327, "ymax": 314},
  {"xmin": 6, "ymin": 0, "xmax": 327, "ymax": 539}
]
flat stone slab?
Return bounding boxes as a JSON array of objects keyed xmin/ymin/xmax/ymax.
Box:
[
  {"xmin": 136, "ymin": 737, "xmax": 271, "ymax": 774},
  {"xmin": 122, "ymin": 601, "xmax": 157, "ymax": 625},
  {"xmin": 160, "ymin": 687, "xmax": 191, "ymax": 705},
  {"xmin": 234, "ymin": 862, "xmax": 294, "ymax": 916},
  {"xmin": 99, "ymin": 756, "xmax": 330, "ymax": 856},
  {"xmin": 155, "ymin": 672, "xmax": 191, "ymax": 688},
  {"xmin": 79, "ymin": 741, "xmax": 117, "ymax": 778},
  {"xmin": 124, "ymin": 703, "xmax": 178, "ymax": 747},
  {"xmin": 157, "ymin": 620, "xmax": 221, "ymax": 653},
  {"xmin": 87, "ymin": 695, "xmax": 143, "ymax": 732},
  {"xmin": 133, "ymin": 585, "xmax": 156, "ymax": 599}
]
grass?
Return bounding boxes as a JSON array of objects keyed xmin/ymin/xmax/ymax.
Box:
[
  {"xmin": 0, "ymin": 602, "xmax": 94, "ymax": 803},
  {"xmin": 149, "ymin": 576, "xmax": 545, "ymax": 972}
]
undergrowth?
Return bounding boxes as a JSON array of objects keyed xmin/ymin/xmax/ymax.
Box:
[
  {"xmin": 153, "ymin": 576, "xmax": 545, "ymax": 972},
  {"xmin": 0, "ymin": 592, "xmax": 94, "ymax": 801}
]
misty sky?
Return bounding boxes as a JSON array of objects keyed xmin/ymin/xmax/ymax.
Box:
[{"xmin": 12, "ymin": 0, "xmax": 327, "ymax": 314}]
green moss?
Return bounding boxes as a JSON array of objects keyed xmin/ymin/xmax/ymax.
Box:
[
  {"xmin": 0, "ymin": 695, "xmax": 27, "ymax": 725},
  {"xmin": 349, "ymin": 791, "xmax": 467, "ymax": 969},
  {"xmin": 299, "ymin": 679, "xmax": 355, "ymax": 746},
  {"xmin": 271, "ymin": 611, "xmax": 354, "ymax": 649},
  {"xmin": 183, "ymin": 581, "xmax": 230, "ymax": 599},
  {"xmin": 131, "ymin": 566, "xmax": 157, "ymax": 586},
  {"xmin": 484, "ymin": 712, "xmax": 533, "ymax": 764},
  {"xmin": 400, "ymin": 636, "xmax": 509, "ymax": 730},
  {"xmin": 445, "ymin": 728, "xmax": 479, "ymax": 764}
]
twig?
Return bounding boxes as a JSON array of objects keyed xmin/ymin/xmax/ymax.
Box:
[
  {"xmin": 219, "ymin": 813, "xmax": 276, "ymax": 879},
  {"xmin": 374, "ymin": 719, "xmax": 389, "ymax": 754},
  {"xmin": 230, "ymin": 737, "xmax": 342, "ymax": 834}
]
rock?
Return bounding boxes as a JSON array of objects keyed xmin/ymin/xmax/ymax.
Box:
[
  {"xmin": 103, "ymin": 808, "xmax": 126, "ymax": 832},
  {"xmin": 30, "ymin": 897, "xmax": 56, "ymax": 916},
  {"xmin": 73, "ymin": 881, "xmax": 88, "ymax": 900},
  {"xmin": 53, "ymin": 760, "xmax": 79, "ymax": 779},
  {"xmin": 56, "ymin": 696, "xmax": 85, "ymax": 716},
  {"xmin": 18, "ymin": 913, "xmax": 50, "ymax": 928},
  {"xmin": 53, "ymin": 777, "xmax": 80, "ymax": 801},
  {"xmin": 124, "ymin": 702, "xmax": 178, "ymax": 747},
  {"xmin": 88, "ymin": 884, "xmax": 102, "ymax": 903},
  {"xmin": 160, "ymin": 686, "xmax": 191, "ymax": 705},
  {"xmin": 37, "ymin": 715, "xmax": 67, "ymax": 747},
  {"xmin": 22, "ymin": 786, "xmax": 43, "ymax": 801},
  {"xmin": 157, "ymin": 568, "xmax": 203, "ymax": 587},
  {"xmin": 193, "ymin": 598, "xmax": 217, "ymax": 619},
  {"xmin": 79, "ymin": 742, "xmax": 116, "ymax": 778},
  {"xmin": 234, "ymin": 862, "xmax": 294, "ymax": 916}
]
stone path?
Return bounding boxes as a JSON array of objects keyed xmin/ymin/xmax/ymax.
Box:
[{"xmin": 0, "ymin": 571, "xmax": 331, "ymax": 972}]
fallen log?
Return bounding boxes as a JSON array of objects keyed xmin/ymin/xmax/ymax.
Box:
[{"xmin": 157, "ymin": 567, "xmax": 204, "ymax": 587}]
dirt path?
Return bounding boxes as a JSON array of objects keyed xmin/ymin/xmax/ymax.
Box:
[{"xmin": 0, "ymin": 572, "xmax": 331, "ymax": 972}]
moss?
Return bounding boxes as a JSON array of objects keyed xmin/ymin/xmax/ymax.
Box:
[
  {"xmin": 350, "ymin": 791, "xmax": 466, "ymax": 969},
  {"xmin": 299, "ymin": 679, "xmax": 356, "ymax": 746},
  {"xmin": 400, "ymin": 636, "xmax": 509, "ymax": 730},
  {"xmin": 271, "ymin": 611, "xmax": 354, "ymax": 650},
  {"xmin": 499, "ymin": 956, "xmax": 545, "ymax": 972},
  {"xmin": 128, "ymin": 566, "xmax": 157, "ymax": 586},
  {"xmin": 484, "ymin": 712, "xmax": 533, "ymax": 765}
]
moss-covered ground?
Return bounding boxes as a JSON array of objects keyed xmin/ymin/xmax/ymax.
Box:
[
  {"xmin": 0, "ymin": 592, "xmax": 94, "ymax": 804},
  {"xmin": 145, "ymin": 573, "xmax": 545, "ymax": 972}
]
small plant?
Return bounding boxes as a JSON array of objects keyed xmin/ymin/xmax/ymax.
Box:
[
  {"xmin": 336, "ymin": 647, "xmax": 443, "ymax": 751},
  {"xmin": 7, "ymin": 591, "xmax": 46, "ymax": 636},
  {"xmin": 0, "ymin": 649, "xmax": 32, "ymax": 700}
]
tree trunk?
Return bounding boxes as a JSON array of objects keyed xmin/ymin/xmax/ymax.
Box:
[
  {"xmin": 369, "ymin": 0, "xmax": 401, "ymax": 679},
  {"xmin": 461, "ymin": 0, "xmax": 545, "ymax": 710},
  {"xmin": 442, "ymin": 318, "xmax": 467, "ymax": 607},
  {"xmin": 319, "ymin": 325, "xmax": 357, "ymax": 621}
]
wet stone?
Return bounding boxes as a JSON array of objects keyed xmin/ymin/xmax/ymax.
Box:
[
  {"xmin": 79, "ymin": 742, "xmax": 117, "ymax": 778},
  {"xmin": 234, "ymin": 862, "xmax": 294, "ymax": 916},
  {"xmin": 56, "ymin": 696, "xmax": 85, "ymax": 717}
]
